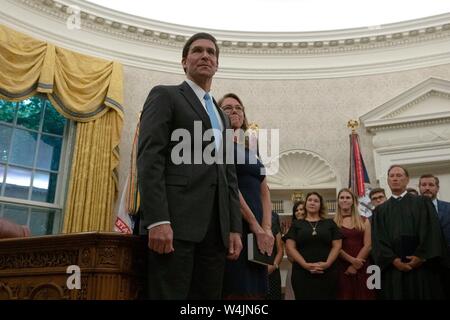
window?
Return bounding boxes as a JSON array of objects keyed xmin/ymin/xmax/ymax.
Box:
[{"xmin": 0, "ymin": 95, "xmax": 72, "ymax": 235}]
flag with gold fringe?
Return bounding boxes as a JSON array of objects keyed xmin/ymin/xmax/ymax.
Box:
[
  {"xmin": 126, "ymin": 120, "xmax": 140, "ymax": 216},
  {"xmin": 114, "ymin": 117, "xmax": 140, "ymax": 233},
  {"xmin": 114, "ymin": 173, "xmax": 134, "ymax": 234},
  {"xmin": 349, "ymin": 132, "xmax": 370, "ymax": 197},
  {"xmin": 348, "ymin": 125, "xmax": 372, "ymax": 217}
]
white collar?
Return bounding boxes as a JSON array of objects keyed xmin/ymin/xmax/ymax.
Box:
[
  {"xmin": 392, "ymin": 190, "xmax": 407, "ymax": 199},
  {"xmin": 185, "ymin": 79, "xmax": 212, "ymax": 104}
]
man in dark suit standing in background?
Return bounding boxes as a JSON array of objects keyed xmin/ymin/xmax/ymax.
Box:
[
  {"xmin": 419, "ymin": 173, "xmax": 450, "ymax": 298},
  {"xmin": 419, "ymin": 174, "xmax": 450, "ymax": 248},
  {"xmin": 137, "ymin": 33, "xmax": 242, "ymax": 299}
]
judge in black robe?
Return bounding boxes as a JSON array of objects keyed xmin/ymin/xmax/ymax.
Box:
[{"xmin": 372, "ymin": 165, "xmax": 449, "ymax": 300}]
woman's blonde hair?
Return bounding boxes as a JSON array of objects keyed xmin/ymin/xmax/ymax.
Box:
[
  {"xmin": 300, "ymin": 192, "xmax": 328, "ymax": 220},
  {"xmin": 334, "ymin": 188, "xmax": 365, "ymax": 231}
]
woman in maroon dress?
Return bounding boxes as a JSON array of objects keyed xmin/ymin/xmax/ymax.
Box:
[{"xmin": 334, "ymin": 188, "xmax": 375, "ymax": 300}]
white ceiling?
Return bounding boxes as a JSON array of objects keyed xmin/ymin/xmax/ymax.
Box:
[{"xmin": 86, "ymin": 0, "xmax": 450, "ymax": 32}]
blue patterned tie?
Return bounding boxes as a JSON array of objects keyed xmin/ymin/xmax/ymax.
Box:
[{"xmin": 204, "ymin": 93, "xmax": 222, "ymax": 150}]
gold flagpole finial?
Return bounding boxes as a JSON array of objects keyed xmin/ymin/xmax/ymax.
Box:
[
  {"xmin": 347, "ymin": 119, "xmax": 359, "ymax": 133},
  {"xmin": 246, "ymin": 123, "xmax": 259, "ymax": 151},
  {"xmin": 248, "ymin": 122, "xmax": 259, "ymax": 131},
  {"xmin": 291, "ymin": 191, "xmax": 304, "ymax": 203}
]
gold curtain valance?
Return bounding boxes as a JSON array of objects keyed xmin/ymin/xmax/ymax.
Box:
[
  {"xmin": 0, "ymin": 24, "xmax": 123, "ymax": 121},
  {"xmin": 0, "ymin": 24, "xmax": 124, "ymax": 232}
]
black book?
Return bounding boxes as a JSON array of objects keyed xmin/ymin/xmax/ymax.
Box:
[
  {"xmin": 400, "ymin": 235, "xmax": 419, "ymax": 263},
  {"xmin": 247, "ymin": 233, "xmax": 276, "ymax": 266}
]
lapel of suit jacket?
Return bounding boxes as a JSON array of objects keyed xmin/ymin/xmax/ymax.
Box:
[
  {"xmin": 437, "ymin": 200, "xmax": 444, "ymax": 220},
  {"xmin": 179, "ymin": 81, "xmax": 212, "ymax": 129}
]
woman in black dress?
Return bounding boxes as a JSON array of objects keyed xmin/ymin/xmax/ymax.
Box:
[
  {"xmin": 284, "ymin": 200, "xmax": 305, "ymax": 300},
  {"xmin": 285, "ymin": 192, "xmax": 342, "ymax": 300}
]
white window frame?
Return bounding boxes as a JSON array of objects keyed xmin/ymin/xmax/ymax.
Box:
[{"xmin": 0, "ymin": 96, "xmax": 75, "ymax": 234}]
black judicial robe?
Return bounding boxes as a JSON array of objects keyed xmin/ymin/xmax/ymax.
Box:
[{"xmin": 372, "ymin": 193, "xmax": 449, "ymax": 299}]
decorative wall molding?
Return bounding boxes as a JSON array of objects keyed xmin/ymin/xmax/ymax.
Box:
[
  {"xmin": 361, "ymin": 77, "xmax": 450, "ymax": 131},
  {"xmin": 267, "ymin": 149, "xmax": 337, "ymax": 189},
  {"xmin": 371, "ymin": 142, "xmax": 450, "ymax": 194},
  {"xmin": 1, "ymin": 0, "xmax": 450, "ymax": 79},
  {"xmin": 17, "ymin": 0, "xmax": 450, "ymax": 54},
  {"xmin": 372, "ymin": 126, "xmax": 450, "ymax": 149},
  {"xmin": 360, "ymin": 77, "xmax": 450, "ymax": 190}
]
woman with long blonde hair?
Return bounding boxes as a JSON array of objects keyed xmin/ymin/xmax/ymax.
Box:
[{"xmin": 334, "ymin": 188, "xmax": 375, "ymax": 299}]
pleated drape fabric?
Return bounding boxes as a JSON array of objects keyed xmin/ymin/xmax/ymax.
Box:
[{"xmin": 0, "ymin": 24, "xmax": 124, "ymax": 232}]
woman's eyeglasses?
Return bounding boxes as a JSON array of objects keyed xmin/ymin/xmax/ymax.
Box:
[{"xmin": 221, "ymin": 105, "xmax": 244, "ymax": 113}]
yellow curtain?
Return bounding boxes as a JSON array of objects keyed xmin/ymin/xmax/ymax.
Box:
[{"xmin": 0, "ymin": 24, "xmax": 124, "ymax": 232}]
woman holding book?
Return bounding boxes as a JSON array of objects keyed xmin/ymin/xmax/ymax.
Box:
[
  {"xmin": 219, "ymin": 93, "xmax": 274, "ymax": 299},
  {"xmin": 333, "ymin": 188, "xmax": 375, "ymax": 299},
  {"xmin": 285, "ymin": 192, "xmax": 342, "ymax": 300}
]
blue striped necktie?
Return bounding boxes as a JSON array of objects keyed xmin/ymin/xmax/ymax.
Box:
[{"xmin": 204, "ymin": 93, "xmax": 222, "ymax": 150}]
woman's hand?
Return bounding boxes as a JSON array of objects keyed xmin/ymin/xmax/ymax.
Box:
[
  {"xmin": 250, "ymin": 223, "xmax": 274, "ymax": 256},
  {"xmin": 351, "ymin": 257, "xmax": 365, "ymax": 270},
  {"xmin": 316, "ymin": 261, "xmax": 330, "ymax": 271},
  {"xmin": 267, "ymin": 264, "xmax": 277, "ymax": 275},
  {"xmin": 344, "ymin": 265, "xmax": 358, "ymax": 275},
  {"xmin": 301, "ymin": 262, "xmax": 324, "ymax": 274}
]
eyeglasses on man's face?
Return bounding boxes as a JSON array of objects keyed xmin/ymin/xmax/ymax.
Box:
[
  {"xmin": 221, "ymin": 104, "xmax": 244, "ymax": 113},
  {"xmin": 371, "ymin": 195, "xmax": 386, "ymax": 201}
]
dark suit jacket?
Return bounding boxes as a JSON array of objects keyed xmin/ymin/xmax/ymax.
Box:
[
  {"xmin": 437, "ymin": 200, "xmax": 450, "ymax": 248},
  {"xmin": 137, "ymin": 81, "xmax": 242, "ymax": 247}
]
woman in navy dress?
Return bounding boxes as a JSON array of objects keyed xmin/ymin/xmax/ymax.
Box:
[{"xmin": 219, "ymin": 93, "xmax": 274, "ymax": 299}]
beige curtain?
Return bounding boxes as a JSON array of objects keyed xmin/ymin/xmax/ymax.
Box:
[{"xmin": 0, "ymin": 24, "xmax": 124, "ymax": 232}]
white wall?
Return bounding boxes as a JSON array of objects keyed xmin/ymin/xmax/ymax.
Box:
[{"xmin": 119, "ymin": 63, "xmax": 450, "ymax": 199}]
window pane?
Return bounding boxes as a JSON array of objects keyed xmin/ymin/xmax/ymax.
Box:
[
  {"xmin": 0, "ymin": 99, "xmax": 16, "ymax": 123},
  {"xmin": 30, "ymin": 208, "xmax": 55, "ymax": 235},
  {"xmin": 9, "ymin": 128, "xmax": 37, "ymax": 167},
  {"xmin": 43, "ymin": 101, "xmax": 66, "ymax": 136},
  {"xmin": 0, "ymin": 124, "xmax": 12, "ymax": 162},
  {"xmin": 0, "ymin": 164, "xmax": 4, "ymax": 191},
  {"xmin": 3, "ymin": 204, "xmax": 28, "ymax": 225},
  {"xmin": 36, "ymin": 135, "xmax": 62, "ymax": 171},
  {"xmin": 16, "ymin": 96, "xmax": 43, "ymax": 131},
  {"xmin": 0, "ymin": 95, "xmax": 67, "ymax": 235},
  {"xmin": 4, "ymin": 166, "xmax": 32, "ymax": 199},
  {"xmin": 31, "ymin": 171, "xmax": 57, "ymax": 203}
]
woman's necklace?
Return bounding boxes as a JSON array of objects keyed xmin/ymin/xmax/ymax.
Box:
[{"xmin": 308, "ymin": 220, "xmax": 319, "ymax": 236}]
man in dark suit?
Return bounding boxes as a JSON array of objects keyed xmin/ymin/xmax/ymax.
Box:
[
  {"xmin": 137, "ymin": 32, "xmax": 242, "ymax": 300},
  {"xmin": 419, "ymin": 174, "xmax": 450, "ymax": 298},
  {"xmin": 419, "ymin": 174, "xmax": 450, "ymax": 247}
]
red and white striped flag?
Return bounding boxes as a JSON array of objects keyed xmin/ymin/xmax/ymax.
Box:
[
  {"xmin": 349, "ymin": 132, "xmax": 372, "ymax": 217},
  {"xmin": 114, "ymin": 173, "xmax": 134, "ymax": 234}
]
